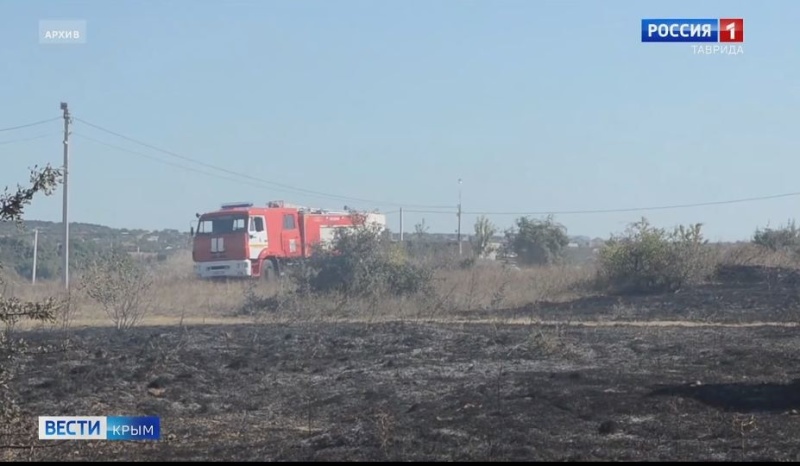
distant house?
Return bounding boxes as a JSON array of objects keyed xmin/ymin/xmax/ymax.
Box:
[{"xmin": 590, "ymin": 238, "xmax": 606, "ymax": 248}]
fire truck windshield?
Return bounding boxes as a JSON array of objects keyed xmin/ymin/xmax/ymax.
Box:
[{"xmin": 196, "ymin": 214, "xmax": 247, "ymax": 235}]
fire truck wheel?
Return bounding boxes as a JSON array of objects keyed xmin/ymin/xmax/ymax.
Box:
[{"xmin": 261, "ymin": 260, "xmax": 275, "ymax": 281}]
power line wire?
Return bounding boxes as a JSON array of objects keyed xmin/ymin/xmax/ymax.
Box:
[
  {"xmin": 0, "ymin": 133, "xmax": 58, "ymax": 146},
  {"xmin": 73, "ymin": 116, "xmax": 797, "ymax": 218},
  {"xmin": 74, "ymin": 132, "xmax": 300, "ymax": 192},
  {"xmin": 73, "ymin": 117, "xmax": 454, "ymax": 210},
  {"xmin": 75, "ymin": 132, "xmax": 444, "ymax": 211},
  {"xmin": 399, "ymin": 191, "xmax": 800, "ymax": 216},
  {"xmin": 0, "ymin": 117, "xmax": 60, "ymax": 133}
]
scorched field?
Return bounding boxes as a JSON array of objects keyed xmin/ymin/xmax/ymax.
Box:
[{"xmin": 5, "ymin": 264, "xmax": 800, "ymax": 461}]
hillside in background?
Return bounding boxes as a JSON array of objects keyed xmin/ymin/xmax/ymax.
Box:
[
  {"xmin": 0, "ymin": 221, "xmax": 190, "ymax": 281},
  {"xmin": 0, "ymin": 219, "xmax": 603, "ymax": 281}
]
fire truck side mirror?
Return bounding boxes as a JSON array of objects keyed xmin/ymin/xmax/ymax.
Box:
[{"xmin": 190, "ymin": 226, "xmax": 194, "ymax": 237}]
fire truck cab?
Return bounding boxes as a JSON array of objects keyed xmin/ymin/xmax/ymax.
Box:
[{"xmin": 191, "ymin": 201, "xmax": 386, "ymax": 279}]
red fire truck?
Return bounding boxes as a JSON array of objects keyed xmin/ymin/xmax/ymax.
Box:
[{"xmin": 190, "ymin": 201, "xmax": 387, "ymax": 279}]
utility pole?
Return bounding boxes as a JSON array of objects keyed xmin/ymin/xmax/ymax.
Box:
[
  {"xmin": 60, "ymin": 102, "xmax": 70, "ymax": 290},
  {"xmin": 457, "ymin": 178, "xmax": 463, "ymax": 256},
  {"xmin": 31, "ymin": 229, "xmax": 38, "ymax": 285},
  {"xmin": 399, "ymin": 207, "xmax": 404, "ymax": 242}
]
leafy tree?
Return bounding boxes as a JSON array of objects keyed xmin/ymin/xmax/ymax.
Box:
[
  {"xmin": 506, "ymin": 215, "xmax": 569, "ymax": 266},
  {"xmin": 0, "ymin": 165, "xmax": 63, "ymax": 445}
]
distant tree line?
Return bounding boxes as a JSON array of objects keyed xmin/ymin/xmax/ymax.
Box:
[{"xmin": 0, "ymin": 225, "xmax": 188, "ymax": 281}]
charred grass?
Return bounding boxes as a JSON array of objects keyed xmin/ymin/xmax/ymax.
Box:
[
  {"xmin": 6, "ymin": 247, "xmax": 800, "ymax": 460},
  {"xmin": 6, "ymin": 321, "xmax": 800, "ymax": 461}
]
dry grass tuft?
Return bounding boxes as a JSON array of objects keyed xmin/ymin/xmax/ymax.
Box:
[
  {"xmin": 437, "ymin": 263, "xmax": 595, "ymax": 311},
  {"xmin": 5, "ymin": 251, "xmax": 599, "ymax": 328},
  {"xmin": 717, "ymin": 242, "xmax": 800, "ymax": 269},
  {"xmin": 17, "ymin": 240, "xmax": 800, "ymax": 329}
]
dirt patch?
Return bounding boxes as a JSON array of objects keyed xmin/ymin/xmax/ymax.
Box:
[{"xmin": 6, "ymin": 321, "xmax": 800, "ymax": 461}]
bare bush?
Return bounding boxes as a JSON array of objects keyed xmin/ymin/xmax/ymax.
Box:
[
  {"xmin": 472, "ymin": 215, "xmax": 497, "ymax": 259},
  {"xmin": 80, "ymin": 250, "xmax": 154, "ymax": 329}
]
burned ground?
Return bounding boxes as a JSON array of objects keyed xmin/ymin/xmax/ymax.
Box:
[
  {"xmin": 6, "ymin": 317, "xmax": 800, "ymax": 461},
  {"xmin": 463, "ymin": 265, "xmax": 800, "ymax": 324},
  {"xmin": 4, "ymin": 264, "xmax": 800, "ymax": 461}
]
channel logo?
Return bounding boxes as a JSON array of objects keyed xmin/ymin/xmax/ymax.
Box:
[
  {"xmin": 641, "ymin": 18, "xmax": 744, "ymax": 43},
  {"xmin": 38, "ymin": 416, "xmax": 160, "ymax": 441}
]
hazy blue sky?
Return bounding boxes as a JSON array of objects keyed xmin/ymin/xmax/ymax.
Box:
[{"xmin": 1, "ymin": 0, "xmax": 796, "ymax": 241}]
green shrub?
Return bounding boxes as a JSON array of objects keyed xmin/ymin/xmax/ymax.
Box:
[
  {"xmin": 506, "ymin": 215, "xmax": 569, "ymax": 266},
  {"xmin": 752, "ymin": 219, "xmax": 800, "ymax": 253},
  {"xmin": 292, "ymin": 216, "xmax": 434, "ymax": 298},
  {"xmin": 596, "ymin": 218, "xmax": 713, "ymax": 294}
]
